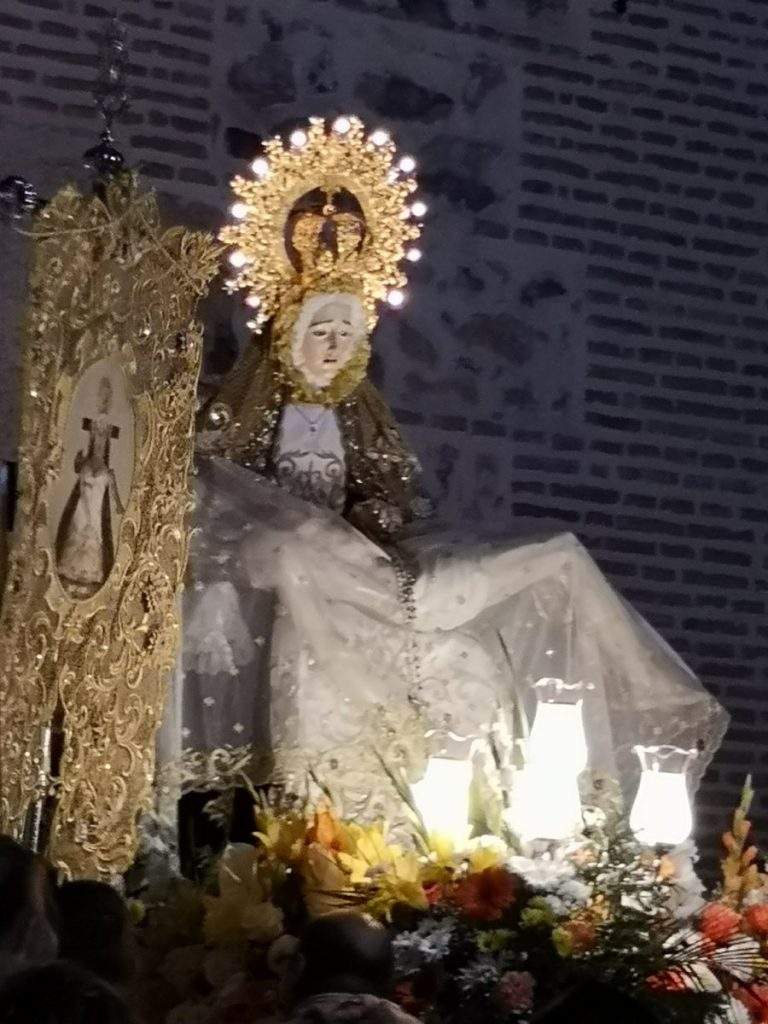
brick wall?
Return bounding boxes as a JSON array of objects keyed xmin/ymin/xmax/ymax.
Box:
[{"xmin": 1, "ymin": 0, "xmax": 767, "ymax": 848}]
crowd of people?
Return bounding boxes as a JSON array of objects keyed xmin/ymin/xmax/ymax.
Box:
[
  {"xmin": 0, "ymin": 834, "xmax": 426, "ymax": 1024},
  {"xmin": 0, "ymin": 834, "xmax": 660, "ymax": 1024}
]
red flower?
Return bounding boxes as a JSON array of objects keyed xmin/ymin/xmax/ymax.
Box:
[
  {"xmin": 453, "ymin": 867, "xmax": 518, "ymax": 922},
  {"xmin": 699, "ymin": 903, "xmax": 742, "ymax": 945},
  {"xmin": 736, "ymin": 985, "xmax": 768, "ymax": 1023},
  {"xmin": 423, "ymin": 882, "xmax": 444, "ymax": 906},
  {"xmin": 647, "ymin": 969, "xmax": 690, "ymax": 993},
  {"xmin": 744, "ymin": 905, "xmax": 768, "ymax": 939}
]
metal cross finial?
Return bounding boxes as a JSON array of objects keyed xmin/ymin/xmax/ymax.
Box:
[{"xmin": 83, "ymin": 13, "xmax": 129, "ymax": 176}]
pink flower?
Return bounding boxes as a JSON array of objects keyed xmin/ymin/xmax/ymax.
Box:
[{"xmin": 497, "ymin": 971, "xmax": 535, "ymax": 1013}]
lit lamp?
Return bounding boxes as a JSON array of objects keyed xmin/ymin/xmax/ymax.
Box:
[
  {"xmin": 506, "ymin": 682, "xmax": 589, "ymax": 843},
  {"xmin": 509, "ymin": 764, "xmax": 583, "ymax": 842},
  {"xmin": 629, "ymin": 745, "xmax": 696, "ymax": 847},
  {"xmin": 528, "ymin": 699, "xmax": 588, "ymax": 773},
  {"xmin": 411, "ymin": 756, "xmax": 472, "ymax": 846}
]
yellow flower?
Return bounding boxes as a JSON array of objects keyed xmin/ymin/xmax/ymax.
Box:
[
  {"xmin": 426, "ymin": 833, "xmax": 457, "ymax": 868},
  {"xmin": 256, "ymin": 808, "xmax": 308, "ymax": 865},
  {"xmin": 364, "ymin": 851, "xmax": 429, "ymax": 920},
  {"xmin": 466, "ymin": 836, "xmax": 508, "ymax": 873}
]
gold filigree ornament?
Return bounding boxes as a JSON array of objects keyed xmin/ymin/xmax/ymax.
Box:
[
  {"xmin": 219, "ymin": 116, "xmax": 424, "ymax": 336},
  {"xmin": 0, "ymin": 174, "xmax": 220, "ymax": 878}
]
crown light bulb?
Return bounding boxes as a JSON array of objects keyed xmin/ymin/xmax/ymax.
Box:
[
  {"xmin": 411, "ymin": 200, "xmax": 428, "ymax": 219},
  {"xmin": 245, "ymin": 294, "xmax": 261, "ymax": 308},
  {"xmin": 332, "ymin": 116, "xmax": 352, "ymax": 134},
  {"xmin": 370, "ymin": 129, "xmax": 390, "ymax": 147},
  {"xmin": 230, "ymin": 202, "xmax": 249, "ymax": 219},
  {"xmin": 290, "ymin": 128, "xmax": 308, "ymax": 148},
  {"xmin": 229, "ymin": 250, "xmax": 248, "ymax": 268},
  {"xmin": 251, "ymin": 157, "xmax": 269, "ymax": 178},
  {"xmin": 387, "ymin": 288, "xmax": 406, "ymax": 308},
  {"xmin": 399, "ymin": 155, "xmax": 417, "ymax": 173},
  {"xmin": 246, "ymin": 319, "xmax": 259, "ymax": 330},
  {"xmin": 406, "ymin": 247, "xmax": 422, "ymax": 262}
]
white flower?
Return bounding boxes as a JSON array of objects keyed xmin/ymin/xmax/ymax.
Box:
[
  {"xmin": 743, "ymin": 887, "xmax": 768, "ymax": 907},
  {"xmin": 508, "ymin": 854, "xmax": 575, "ymax": 890},
  {"xmin": 665, "ymin": 841, "xmax": 707, "ymax": 919},
  {"xmin": 722, "ymin": 996, "xmax": 751, "ymax": 1024},
  {"xmin": 457, "ymin": 954, "xmax": 501, "ymax": 993},
  {"xmin": 393, "ymin": 918, "xmax": 455, "ymax": 975}
]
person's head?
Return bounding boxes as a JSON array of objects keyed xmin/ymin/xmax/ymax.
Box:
[
  {"xmin": 0, "ymin": 960, "xmax": 131, "ymax": 1024},
  {"xmin": 289, "ymin": 911, "xmax": 394, "ymax": 1004},
  {"xmin": 0, "ymin": 836, "xmax": 58, "ymax": 980},
  {"xmin": 55, "ymin": 880, "xmax": 135, "ymax": 989},
  {"xmin": 290, "ymin": 293, "xmax": 366, "ymax": 389}
]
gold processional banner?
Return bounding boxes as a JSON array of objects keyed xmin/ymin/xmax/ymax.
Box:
[{"xmin": 0, "ymin": 177, "xmax": 218, "ymax": 877}]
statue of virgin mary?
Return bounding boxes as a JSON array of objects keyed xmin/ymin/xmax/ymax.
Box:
[{"xmin": 155, "ymin": 118, "xmax": 727, "ymax": 835}]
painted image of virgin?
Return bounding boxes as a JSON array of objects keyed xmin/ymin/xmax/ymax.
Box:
[{"xmin": 55, "ymin": 376, "xmax": 125, "ymax": 599}]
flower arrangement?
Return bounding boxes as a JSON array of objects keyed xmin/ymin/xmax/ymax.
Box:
[{"xmin": 132, "ymin": 778, "xmax": 768, "ymax": 1024}]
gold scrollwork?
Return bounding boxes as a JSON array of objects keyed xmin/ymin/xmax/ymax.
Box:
[{"xmin": 0, "ymin": 175, "xmax": 220, "ymax": 878}]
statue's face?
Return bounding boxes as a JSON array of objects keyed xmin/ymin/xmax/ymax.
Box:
[{"xmin": 293, "ymin": 296, "xmax": 363, "ymax": 389}]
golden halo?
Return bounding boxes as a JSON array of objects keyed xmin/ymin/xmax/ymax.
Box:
[{"xmin": 219, "ymin": 116, "xmax": 424, "ymax": 331}]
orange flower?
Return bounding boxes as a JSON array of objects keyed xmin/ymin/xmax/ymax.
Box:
[
  {"xmin": 744, "ymin": 905, "xmax": 768, "ymax": 938},
  {"xmin": 561, "ymin": 918, "xmax": 597, "ymax": 954},
  {"xmin": 699, "ymin": 902, "xmax": 742, "ymax": 945},
  {"xmin": 453, "ymin": 867, "xmax": 518, "ymax": 922},
  {"xmin": 306, "ymin": 807, "xmax": 348, "ymax": 853}
]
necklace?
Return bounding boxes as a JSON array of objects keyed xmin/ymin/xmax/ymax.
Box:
[{"xmin": 294, "ymin": 404, "xmax": 326, "ymax": 434}]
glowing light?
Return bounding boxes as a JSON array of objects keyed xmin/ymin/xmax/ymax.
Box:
[
  {"xmin": 370, "ymin": 129, "xmax": 390, "ymax": 147},
  {"xmin": 245, "ymin": 294, "xmax": 261, "ymax": 308},
  {"xmin": 332, "ymin": 116, "xmax": 352, "ymax": 134},
  {"xmin": 410, "ymin": 200, "xmax": 428, "ymax": 219},
  {"xmin": 528, "ymin": 700, "xmax": 587, "ymax": 774},
  {"xmin": 228, "ymin": 250, "xmax": 248, "ymax": 268},
  {"xmin": 512, "ymin": 770, "xmax": 581, "ymax": 839},
  {"xmin": 290, "ymin": 129, "xmax": 308, "ymax": 148},
  {"xmin": 230, "ymin": 202, "xmax": 249, "ymax": 220},
  {"xmin": 251, "ymin": 157, "xmax": 270, "ymax": 178},
  {"xmin": 630, "ymin": 746, "xmax": 695, "ymax": 847},
  {"xmin": 246, "ymin": 319, "xmax": 259, "ymax": 330},
  {"xmin": 507, "ymin": 766, "xmax": 582, "ymax": 843},
  {"xmin": 387, "ymin": 288, "xmax": 406, "ymax": 308},
  {"xmin": 399, "ymin": 155, "xmax": 417, "ymax": 174},
  {"xmin": 406, "ymin": 247, "xmax": 422, "ymax": 263},
  {"xmin": 411, "ymin": 757, "xmax": 472, "ymax": 846},
  {"xmin": 223, "ymin": 278, "xmax": 237, "ymax": 290}
]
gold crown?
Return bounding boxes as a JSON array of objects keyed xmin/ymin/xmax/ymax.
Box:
[{"xmin": 219, "ymin": 116, "xmax": 424, "ymax": 332}]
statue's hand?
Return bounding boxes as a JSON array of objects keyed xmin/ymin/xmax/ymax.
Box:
[{"xmin": 348, "ymin": 499, "xmax": 403, "ymax": 541}]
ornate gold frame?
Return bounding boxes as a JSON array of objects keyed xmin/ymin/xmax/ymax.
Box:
[{"xmin": 0, "ymin": 177, "xmax": 219, "ymax": 877}]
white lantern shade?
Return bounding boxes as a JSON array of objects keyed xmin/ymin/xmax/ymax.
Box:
[
  {"xmin": 528, "ymin": 700, "xmax": 587, "ymax": 774},
  {"xmin": 411, "ymin": 757, "xmax": 472, "ymax": 846},
  {"xmin": 507, "ymin": 765, "xmax": 582, "ymax": 842},
  {"xmin": 630, "ymin": 767, "xmax": 693, "ymax": 847}
]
